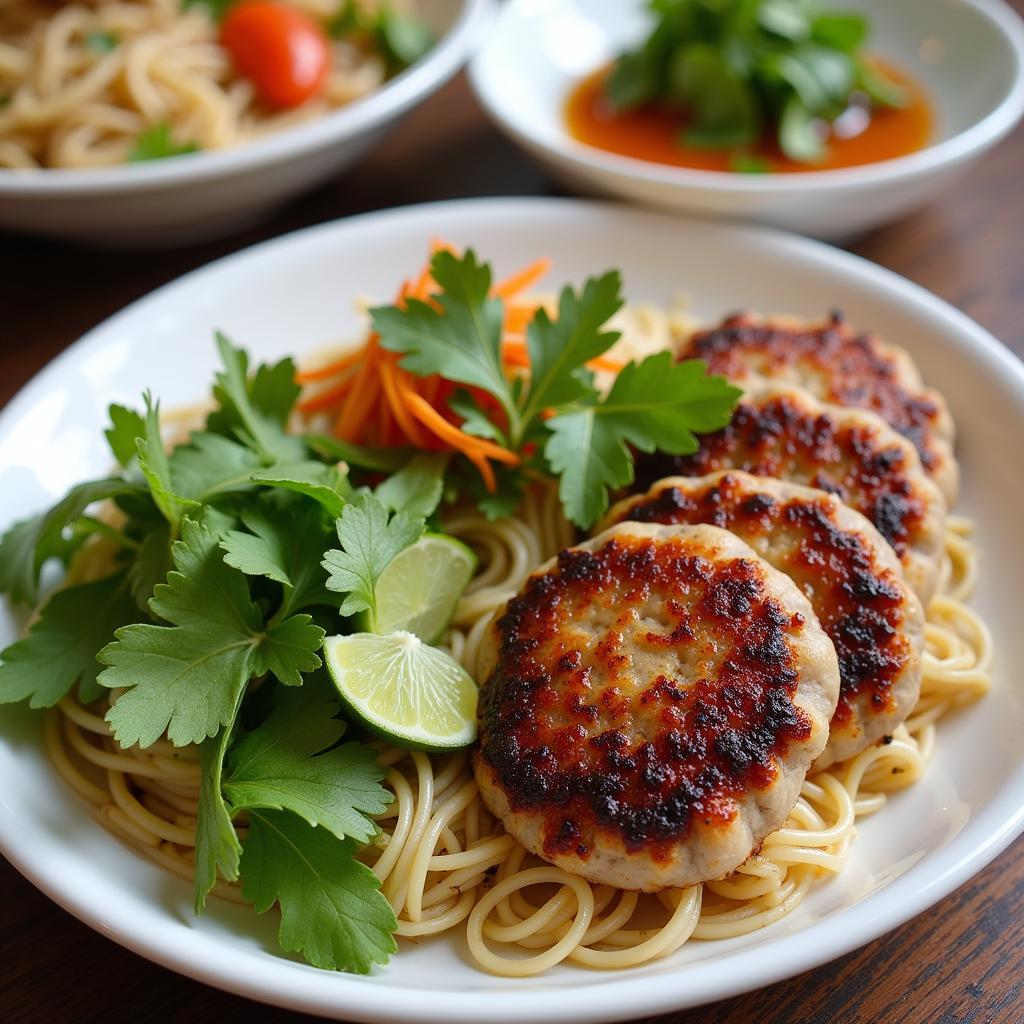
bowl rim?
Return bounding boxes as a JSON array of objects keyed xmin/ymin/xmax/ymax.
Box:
[
  {"xmin": 469, "ymin": 0, "xmax": 1024, "ymax": 194},
  {"xmin": 0, "ymin": 0, "xmax": 494, "ymax": 196}
]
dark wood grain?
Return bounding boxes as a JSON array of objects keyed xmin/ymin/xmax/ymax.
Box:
[{"xmin": 3, "ymin": 6, "xmax": 1024, "ymax": 1019}]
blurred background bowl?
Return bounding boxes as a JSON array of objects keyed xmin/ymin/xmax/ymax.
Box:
[
  {"xmin": 469, "ymin": 0, "xmax": 1024, "ymax": 239},
  {"xmin": 0, "ymin": 0, "xmax": 493, "ymax": 248}
]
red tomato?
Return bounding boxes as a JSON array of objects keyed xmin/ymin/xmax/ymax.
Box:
[{"xmin": 221, "ymin": 1, "xmax": 330, "ymax": 110}]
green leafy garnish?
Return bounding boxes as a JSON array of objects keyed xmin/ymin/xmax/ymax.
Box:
[
  {"xmin": 546, "ymin": 353, "xmax": 740, "ymax": 526},
  {"xmin": 0, "ymin": 574, "xmax": 138, "ymax": 708},
  {"xmin": 374, "ymin": 453, "xmax": 447, "ymax": 518},
  {"xmin": 85, "ymin": 30, "xmax": 119, "ymax": 54},
  {"xmin": 241, "ymin": 810, "xmax": 397, "ymax": 973},
  {"xmin": 98, "ymin": 517, "xmax": 324, "ymax": 747},
  {"xmin": 373, "ymin": 249, "xmax": 740, "ymax": 527},
  {"xmin": 322, "ymin": 494, "xmax": 425, "ymax": 618},
  {"xmin": 330, "ymin": 1, "xmax": 435, "ymax": 73},
  {"xmin": 128, "ymin": 122, "xmax": 200, "ymax": 163},
  {"xmin": 181, "ymin": 0, "xmax": 236, "ymax": 21},
  {"xmin": 222, "ymin": 683, "xmax": 390, "ymax": 845},
  {"xmin": 607, "ymin": 0, "xmax": 907, "ymax": 165}
]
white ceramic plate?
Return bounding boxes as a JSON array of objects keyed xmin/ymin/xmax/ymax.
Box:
[
  {"xmin": 0, "ymin": 0, "xmax": 493, "ymax": 247},
  {"xmin": 2, "ymin": 198, "xmax": 1023, "ymax": 1023},
  {"xmin": 469, "ymin": 0, "xmax": 1024, "ymax": 238}
]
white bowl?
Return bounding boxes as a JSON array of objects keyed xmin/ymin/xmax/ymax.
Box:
[
  {"xmin": 469, "ymin": 0, "xmax": 1024, "ymax": 239},
  {"xmin": 2, "ymin": 197, "xmax": 1024, "ymax": 1021},
  {"xmin": 0, "ymin": 0, "xmax": 493, "ymax": 247}
]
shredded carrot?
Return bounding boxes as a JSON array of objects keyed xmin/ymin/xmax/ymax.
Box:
[
  {"xmin": 588, "ymin": 354, "xmax": 626, "ymax": 373},
  {"xmin": 493, "ymin": 258, "xmax": 551, "ymax": 300},
  {"xmin": 295, "ymin": 348, "xmax": 363, "ymax": 384},
  {"xmin": 296, "ymin": 247, "xmax": 565, "ymax": 492},
  {"xmin": 296, "ymin": 372, "xmax": 357, "ymax": 414}
]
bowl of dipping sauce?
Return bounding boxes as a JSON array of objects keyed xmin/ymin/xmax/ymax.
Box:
[{"xmin": 469, "ymin": 0, "xmax": 1024, "ymax": 238}]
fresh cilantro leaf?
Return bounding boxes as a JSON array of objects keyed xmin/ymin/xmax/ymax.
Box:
[
  {"xmin": 85, "ymin": 30, "xmax": 119, "ymax": 54},
  {"xmin": 128, "ymin": 523, "xmax": 172, "ymax": 612},
  {"xmin": 0, "ymin": 573, "xmax": 137, "ymax": 708},
  {"xmin": 372, "ymin": 250, "xmax": 519, "ymax": 433},
  {"xmin": 305, "ymin": 434, "xmax": 413, "ymax": 474},
  {"xmin": 169, "ymin": 431, "xmax": 262, "ymax": 503},
  {"xmin": 224, "ymin": 683, "xmax": 389, "ymax": 844},
  {"xmin": 0, "ymin": 478, "xmax": 140, "ymax": 607},
  {"xmin": 222, "ymin": 503, "xmax": 337, "ymax": 616},
  {"xmin": 182, "ymin": 0, "xmax": 237, "ymax": 22},
  {"xmin": 193, "ymin": 692, "xmax": 244, "ymax": 913},
  {"xmin": 545, "ymin": 354, "xmax": 741, "ymax": 528},
  {"xmin": 251, "ymin": 461, "xmax": 350, "ymax": 519},
  {"xmin": 208, "ymin": 333, "xmax": 306, "ymax": 464},
  {"xmin": 520, "ymin": 271, "xmax": 623, "ymax": 425},
  {"xmin": 811, "ymin": 12, "xmax": 867, "ymax": 52},
  {"xmin": 377, "ymin": 9, "xmax": 434, "ymax": 70},
  {"xmin": 240, "ymin": 810, "xmax": 397, "ymax": 973},
  {"xmin": 105, "ymin": 404, "xmax": 146, "ymax": 467},
  {"xmin": 322, "ymin": 494, "xmax": 424, "ymax": 618},
  {"xmin": 257, "ymin": 615, "xmax": 327, "ymax": 687},
  {"xmin": 854, "ymin": 56, "xmax": 908, "ymax": 109},
  {"xmin": 779, "ymin": 94, "xmax": 825, "ymax": 162},
  {"xmin": 137, "ymin": 394, "xmax": 198, "ymax": 530},
  {"xmin": 374, "ymin": 453, "xmax": 447, "ymax": 518},
  {"xmin": 447, "ymin": 391, "xmax": 506, "ymax": 444},
  {"xmin": 129, "ymin": 122, "xmax": 199, "ymax": 163},
  {"xmin": 99, "ymin": 517, "xmax": 322, "ymax": 747},
  {"xmin": 730, "ymin": 153, "xmax": 771, "ymax": 173}
]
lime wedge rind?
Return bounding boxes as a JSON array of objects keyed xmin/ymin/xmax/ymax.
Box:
[{"xmin": 324, "ymin": 631, "xmax": 478, "ymax": 752}]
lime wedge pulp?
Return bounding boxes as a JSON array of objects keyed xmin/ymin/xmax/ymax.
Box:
[
  {"xmin": 364, "ymin": 532, "xmax": 476, "ymax": 643},
  {"xmin": 323, "ymin": 632, "xmax": 478, "ymax": 751}
]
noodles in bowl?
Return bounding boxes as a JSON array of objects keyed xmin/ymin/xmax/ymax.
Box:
[
  {"xmin": 0, "ymin": 244, "xmax": 993, "ymax": 980},
  {"xmin": 0, "ymin": 0, "xmax": 434, "ymax": 170}
]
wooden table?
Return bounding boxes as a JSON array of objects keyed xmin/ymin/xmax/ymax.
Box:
[{"xmin": 3, "ymin": 48, "xmax": 1024, "ymax": 1024}]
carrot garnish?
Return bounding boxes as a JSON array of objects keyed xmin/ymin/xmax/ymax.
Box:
[{"xmin": 493, "ymin": 258, "xmax": 551, "ymax": 300}]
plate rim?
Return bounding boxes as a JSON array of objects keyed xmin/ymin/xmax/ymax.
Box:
[{"xmin": 2, "ymin": 196, "xmax": 1024, "ymax": 1023}]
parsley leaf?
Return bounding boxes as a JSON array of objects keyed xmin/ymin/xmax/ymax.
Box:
[
  {"xmin": 374, "ymin": 453, "xmax": 447, "ymax": 518},
  {"xmin": 520, "ymin": 271, "xmax": 623, "ymax": 425},
  {"xmin": 240, "ymin": 809, "xmax": 397, "ymax": 973},
  {"xmin": 224, "ymin": 683, "xmax": 389, "ymax": 844},
  {"xmin": 168, "ymin": 431, "xmax": 262, "ymax": 503},
  {"xmin": 305, "ymin": 434, "xmax": 413, "ymax": 474},
  {"xmin": 545, "ymin": 354, "xmax": 742, "ymax": 527},
  {"xmin": 128, "ymin": 523, "xmax": 172, "ymax": 612},
  {"xmin": 372, "ymin": 250, "xmax": 519, "ymax": 435},
  {"xmin": 129, "ymin": 123, "xmax": 199, "ymax": 163},
  {"xmin": 208, "ymin": 333, "xmax": 305, "ymax": 464},
  {"xmin": 0, "ymin": 573, "xmax": 137, "ymax": 708},
  {"xmin": 222, "ymin": 503, "xmax": 338, "ymax": 616},
  {"xmin": 85, "ymin": 30, "xmax": 119, "ymax": 54},
  {"xmin": 98, "ymin": 517, "xmax": 323, "ymax": 747},
  {"xmin": 0, "ymin": 478, "xmax": 140, "ymax": 607},
  {"xmin": 321, "ymin": 494, "xmax": 424, "ymax": 618},
  {"xmin": 182, "ymin": 0, "xmax": 237, "ymax": 21},
  {"xmin": 193, "ymin": 694, "xmax": 244, "ymax": 913},
  {"xmin": 138, "ymin": 394, "xmax": 198, "ymax": 530},
  {"xmin": 105, "ymin": 404, "xmax": 146, "ymax": 467},
  {"xmin": 250, "ymin": 461, "xmax": 350, "ymax": 519}
]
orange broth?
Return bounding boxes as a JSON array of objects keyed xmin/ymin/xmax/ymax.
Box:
[{"xmin": 564, "ymin": 60, "xmax": 933, "ymax": 174}]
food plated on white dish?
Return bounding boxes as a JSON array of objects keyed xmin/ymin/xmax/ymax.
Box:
[
  {"xmin": 1, "ymin": 197, "xmax": 1023, "ymax": 1023},
  {"xmin": 469, "ymin": 0, "xmax": 1024, "ymax": 238},
  {"xmin": 0, "ymin": 0, "xmax": 493, "ymax": 245}
]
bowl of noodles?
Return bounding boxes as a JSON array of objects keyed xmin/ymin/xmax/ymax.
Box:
[
  {"xmin": 1, "ymin": 197, "xmax": 1023, "ymax": 1020},
  {"xmin": 0, "ymin": 0, "xmax": 493, "ymax": 245}
]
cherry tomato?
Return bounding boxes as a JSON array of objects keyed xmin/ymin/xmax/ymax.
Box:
[{"xmin": 221, "ymin": 1, "xmax": 330, "ymax": 110}]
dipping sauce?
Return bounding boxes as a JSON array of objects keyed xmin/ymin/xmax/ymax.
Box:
[{"xmin": 565, "ymin": 61, "xmax": 933, "ymax": 174}]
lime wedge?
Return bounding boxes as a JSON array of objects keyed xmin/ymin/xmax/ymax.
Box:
[
  {"xmin": 363, "ymin": 532, "xmax": 476, "ymax": 643},
  {"xmin": 324, "ymin": 632, "xmax": 478, "ymax": 750}
]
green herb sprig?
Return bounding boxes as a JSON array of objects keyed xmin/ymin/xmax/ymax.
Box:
[
  {"xmin": 372, "ymin": 249, "xmax": 741, "ymax": 528},
  {"xmin": 607, "ymin": 0, "xmax": 908, "ymax": 164}
]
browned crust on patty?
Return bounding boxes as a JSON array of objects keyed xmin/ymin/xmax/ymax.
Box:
[
  {"xmin": 603, "ymin": 472, "xmax": 925, "ymax": 769},
  {"xmin": 677, "ymin": 312, "xmax": 958, "ymax": 503},
  {"xmin": 474, "ymin": 522, "xmax": 839, "ymax": 890},
  {"xmin": 634, "ymin": 385, "xmax": 947, "ymax": 604}
]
